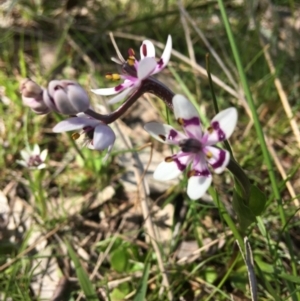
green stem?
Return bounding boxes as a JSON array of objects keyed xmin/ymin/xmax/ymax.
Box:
[{"xmin": 210, "ymin": 187, "xmax": 243, "ymax": 247}]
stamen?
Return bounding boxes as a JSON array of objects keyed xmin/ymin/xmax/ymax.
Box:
[
  {"xmin": 105, "ymin": 73, "xmax": 121, "ymax": 81},
  {"xmin": 187, "ymin": 170, "xmax": 196, "ymax": 178},
  {"xmin": 165, "ymin": 156, "xmax": 174, "ymax": 163},
  {"xmin": 127, "ymin": 56, "xmax": 135, "ymax": 66},
  {"xmin": 72, "ymin": 132, "xmax": 80, "ymax": 140},
  {"xmin": 177, "ymin": 118, "xmax": 184, "ymax": 126},
  {"xmin": 206, "ymin": 151, "xmax": 213, "ymax": 159},
  {"xmin": 188, "ymin": 169, "xmax": 210, "ymax": 177},
  {"xmin": 207, "ymin": 126, "xmax": 214, "ymax": 134},
  {"xmin": 158, "ymin": 134, "xmax": 166, "ymax": 141},
  {"xmin": 128, "ymin": 48, "xmax": 135, "ymax": 57}
]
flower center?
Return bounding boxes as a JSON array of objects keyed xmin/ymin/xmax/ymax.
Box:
[
  {"xmin": 28, "ymin": 155, "xmax": 43, "ymax": 167},
  {"xmin": 179, "ymin": 138, "xmax": 202, "ymax": 153},
  {"xmin": 71, "ymin": 127, "xmax": 94, "ymax": 142}
]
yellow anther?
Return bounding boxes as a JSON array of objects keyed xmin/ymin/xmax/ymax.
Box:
[
  {"xmin": 72, "ymin": 132, "xmax": 80, "ymax": 140},
  {"xmin": 127, "ymin": 56, "xmax": 135, "ymax": 66},
  {"xmin": 105, "ymin": 73, "xmax": 121, "ymax": 81},
  {"xmin": 206, "ymin": 151, "xmax": 213, "ymax": 159},
  {"xmin": 165, "ymin": 156, "xmax": 174, "ymax": 163}
]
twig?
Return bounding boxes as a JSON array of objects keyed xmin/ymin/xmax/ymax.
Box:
[
  {"xmin": 236, "ymin": 237, "xmax": 257, "ymax": 301},
  {"xmin": 178, "ymin": 0, "xmax": 201, "ymax": 97},
  {"xmin": 176, "ymin": 231, "xmax": 232, "ymax": 264},
  {"xmin": 0, "ymin": 224, "xmax": 62, "ymax": 272},
  {"xmin": 261, "ymin": 39, "xmax": 300, "ymax": 149},
  {"xmin": 265, "ymin": 136, "xmax": 299, "ymax": 209},
  {"xmin": 178, "ymin": 3, "xmax": 239, "ymax": 91},
  {"xmin": 115, "ymin": 122, "xmax": 173, "ymax": 300}
]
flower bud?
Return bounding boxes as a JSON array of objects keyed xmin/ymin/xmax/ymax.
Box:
[
  {"xmin": 20, "ymin": 79, "xmax": 50, "ymax": 114},
  {"xmin": 43, "ymin": 80, "xmax": 90, "ymax": 115}
]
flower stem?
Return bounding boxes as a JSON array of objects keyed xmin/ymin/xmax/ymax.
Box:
[{"xmin": 85, "ymin": 77, "xmax": 174, "ymax": 124}]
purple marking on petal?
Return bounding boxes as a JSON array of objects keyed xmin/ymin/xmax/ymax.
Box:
[
  {"xmin": 183, "ymin": 116, "xmax": 200, "ymax": 126},
  {"xmin": 142, "ymin": 44, "xmax": 147, "ymax": 57},
  {"xmin": 166, "ymin": 155, "xmax": 186, "ymax": 171},
  {"xmin": 210, "ymin": 150, "xmax": 226, "ymax": 169},
  {"xmin": 174, "ymin": 157, "xmax": 186, "ymax": 171},
  {"xmin": 115, "ymin": 84, "xmax": 124, "ymax": 92},
  {"xmin": 211, "ymin": 121, "xmax": 225, "ymax": 141},
  {"xmin": 189, "ymin": 169, "xmax": 210, "ymax": 177},
  {"xmin": 54, "ymin": 85, "xmax": 64, "ymax": 91},
  {"xmin": 46, "ymin": 90, "xmax": 57, "ymax": 109},
  {"xmin": 157, "ymin": 58, "xmax": 163, "ymax": 68},
  {"xmin": 168, "ymin": 129, "xmax": 178, "ymax": 140}
]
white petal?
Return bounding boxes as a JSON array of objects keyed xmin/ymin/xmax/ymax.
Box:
[
  {"xmin": 173, "ymin": 94, "xmax": 199, "ymax": 122},
  {"xmin": 52, "ymin": 117, "xmax": 98, "ymax": 132},
  {"xmin": 137, "ymin": 57, "xmax": 157, "ymax": 80},
  {"xmin": 144, "ymin": 122, "xmax": 186, "ymax": 144},
  {"xmin": 153, "ymin": 160, "xmax": 183, "ymax": 181},
  {"xmin": 93, "ymin": 124, "xmax": 116, "ymax": 150},
  {"xmin": 33, "ymin": 144, "xmax": 40, "ymax": 155},
  {"xmin": 108, "ymin": 86, "xmax": 135, "ymax": 105},
  {"xmin": 140, "ymin": 40, "xmax": 156, "ymax": 59},
  {"xmin": 187, "ymin": 175, "xmax": 212, "ymax": 200},
  {"xmin": 16, "ymin": 160, "xmax": 27, "ymax": 167},
  {"xmin": 40, "ymin": 149, "xmax": 48, "ymax": 161},
  {"xmin": 20, "ymin": 150, "xmax": 30, "ymax": 162},
  {"xmin": 91, "ymin": 87, "xmax": 120, "ymax": 96},
  {"xmin": 172, "ymin": 94, "xmax": 202, "ymax": 139},
  {"xmin": 37, "ymin": 163, "xmax": 46, "ymax": 169},
  {"xmin": 205, "ymin": 146, "xmax": 230, "ymax": 174},
  {"xmin": 153, "ymin": 35, "xmax": 172, "ymax": 74},
  {"xmin": 206, "ymin": 107, "xmax": 238, "ymax": 145}
]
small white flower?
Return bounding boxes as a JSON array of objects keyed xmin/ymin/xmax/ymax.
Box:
[
  {"xmin": 144, "ymin": 94, "xmax": 238, "ymax": 200},
  {"xmin": 91, "ymin": 35, "xmax": 172, "ymax": 105},
  {"xmin": 17, "ymin": 144, "xmax": 48, "ymax": 169}
]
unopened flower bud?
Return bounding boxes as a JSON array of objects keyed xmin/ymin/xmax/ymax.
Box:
[
  {"xmin": 20, "ymin": 78, "xmax": 50, "ymax": 114},
  {"xmin": 43, "ymin": 80, "xmax": 90, "ymax": 115}
]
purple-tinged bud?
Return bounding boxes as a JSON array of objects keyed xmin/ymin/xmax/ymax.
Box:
[
  {"xmin": 43, "ymin": 80, "xmax": 90, "ymax": 115},
  {"xmin": 20, "ymin": 79, "xmax": 50, "ymax": 114}
]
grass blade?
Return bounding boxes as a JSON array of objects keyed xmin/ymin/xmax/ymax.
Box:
[
  {"xmin": 65, "ymin": 240, "xmax": 98, "ymax": 301},
  {"xmin": 133, "ymin": 261, "xmax": 150, "ymax": 301}
]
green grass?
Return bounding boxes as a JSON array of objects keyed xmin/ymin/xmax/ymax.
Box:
[{"xmin": 0, "ymin": 0, "xmax": 300, "ymax": 300}]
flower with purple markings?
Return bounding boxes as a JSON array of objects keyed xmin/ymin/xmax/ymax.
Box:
[
  {"xmin": 144, "ymin": 95, "xmax": 238, "ymax": 200},
  {"xmin": 17, "ymin": 144, "xmax": 48, "ymax": 169},
  {"xmin": 53, "ymin": 113, "xmax": 115, "ymax": 157},
  {"xmin": 91, "ymin": 35, "xmax": 172, "ymax": 105}
]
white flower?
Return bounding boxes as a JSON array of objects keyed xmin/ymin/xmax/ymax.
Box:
[
  {"xmin": 144, "ymin": 94, "xmax": 238, "ymax": 200},
  {"xmin": 91, "ymin": 35, "xmax": 172, "ymax": 105},
  {"xmin": 17, "ymin": 144, "xmax": 48, "ymax": 169}
]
